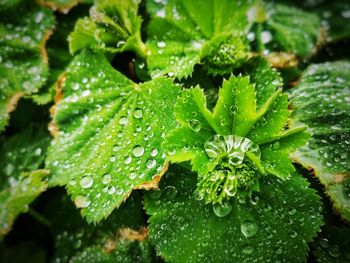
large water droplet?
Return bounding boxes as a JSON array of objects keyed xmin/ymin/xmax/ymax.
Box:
[
  {"xmin": 213, "ymin": 201, "xmax": 232, "ymax": 217},
  {"xmin": 242, "ymin": 244, "xmax": 254, "ymax": 255},
  {"xmin": 102, "ymin": 173, "xmax": 112, "ymax": 184},
  {"xmin": 133, "ymin": 108, "xmax": 143, "ymax": 119},
  {"xmin": 188, "ymin": 119, "xmax": 201, "ymax": 132},
  {"xmin": 146, "ymin": 159, "xmax": 156, "ymax": 169},
  {"xmin": 132, "ymin": 145, "xmax": 144, "ymax": 157},
  {"xmin": 80, "ymin": 176, "xmax": 93, "ymax": 189},
  {"xmin": 150, "ymin": 148, "xmax": 158, "ymax": 157},
  {"xmin": 74, "ymin": 195, "xmax": 91, "ymax": 208},
  {"xmin": 204, "ymin": 135, "xmax": 261, "ymax": 166},
  {"xmin": 241, "ymin": 220, "xmax": 258, "ymax": 238}
]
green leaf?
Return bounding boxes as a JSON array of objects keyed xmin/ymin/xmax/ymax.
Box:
[
  {"xmin": 49, "ymin": 191, "xmax": 146, "ymax": 262},
  {"xmin": 32, "ymin": 5, "xmax": 90, "ymax": 105},
  {"xmin": 68, "ymin": 0, "xmax": 146, "ymax": 58},
  {"xmin": 164, "ymin": 64, "xmax": 308, "ymax": 203},
  {"xmin": 46, "ymin": 49, "xmax": 181, "ymax": 222},
  {"xmin": 37, "ymin": 0, "xmax": 93, "ymax": 13},
  {"xmin": 0, "ymin": 125, "xmax": 50, "ymax": 235},
  {"xmin": 0, "ymin": 3, "xmax": 55, "ymax": 131},
  {"xmin": 70, "ymin": 241, "xmax": 153, "ymax": 263},
  {"xmin": 0, "ymin": 170, "xmax": 48, "ymax": 236},
  {"xmin": 145, "ymin": 166, "xmax": 323, "ymax": 263},
  {"xmin": 250, "ymin": 3, "xmax": 321, "ymax": 57},
  {"xmin": 146, "ymin": 0, "xmax": 255, "ymax": 78},
  {"xmin": 312, "ymin": 226, "xmax": 350, "ymax": 262},
  {"xmin": 290, "ymin": 61, "xmax": 350, "ymax": 222}
]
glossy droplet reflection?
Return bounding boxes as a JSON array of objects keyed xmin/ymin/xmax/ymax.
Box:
[
  {"xmin": 74, "ymin": 195, "xmax": 90, "ymax": 208},
  {"xmin": 80, "ymin": 176, "xmax": 93, "ymax": 189},
  {"xmin": 188, "ymin": 119, "xmax": 201, "ymax": 132},
  {"xmin": 240, "ymin": 220, "xmax": 258, "ymax": 238},
  {"xmin": 213, "ymin": 201, "xmax": 232, "ymax": 217},
  {"xmin": 132, "ymin": 145, "xmax": 144, "ymax": 157},
  {"xmin": 204, "ymin": 134, "xmax": 260, "ymax": 166}
]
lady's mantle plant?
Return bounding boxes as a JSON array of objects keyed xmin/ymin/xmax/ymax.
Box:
[{"xmin": 0, "ymin": 0, "xmax": 350, "ymax": 262}]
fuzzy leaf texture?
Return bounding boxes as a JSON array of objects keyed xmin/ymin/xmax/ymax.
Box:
[
  {"xmin": 0, "ymin": 3, "xmax": 55, "ymax": 131},
  {"xmin": 46, "ymin": 49, "xmax": 181, "ymax": 222},
  {"xmin": 69, "ymin": 0, "xmax": 147, "ymax": 58},
  {"xmin": 164, "ymin": 59, "xmax": 309, "ymax": 204},
  {"xmin": 145, "ymin": 166, "xmax": 323, "ymax": 263},
  {"xmin": 0, "ymin": 125, "xmax": 50, "ymax": 235},
  {"xmin": 145, "ymin": 0, "xmax": 256, "ymax": 78},
  {"xmin": 290, "ymin": 61, "xmax": 350, "ymax": 222}
]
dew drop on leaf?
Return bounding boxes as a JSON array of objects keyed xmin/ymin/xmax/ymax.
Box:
[
  {"xmin": 242, "ymin": 244, "xmax": 254, "ymax": 255},
  {"xmin": 132, "ymin": 145, "xmax": 145, "ymax": 157},
  {"xmin": 150, "ymin": 148, "xmax": 159, "ymax": 157},
  {"xmin": 124, "ymin": 156, "xmax": 132, "ymax": 164},
  {"xmin": 74, "ymin": 195, "xmax": 90, "ymax": 208},
  {"xmin": 80, "ymin": 176, "xmax": 93, "ymax": 188},
  {"xmin": 119, "ymin": 116, "xmax": 128, "ymax": 125},
  {"xmin": 133, "ymin": 108, "xmax": 143, "ymax": 119},
  {"xmin": 102, "ymin": 173, "xmax": 112, "ymax": 184},
  {"xmin": 146, "ymin": 159, "xmax": 156, "ymax": 169},
  {"xmin": 212, "ymin": 201, "xmax": 232, "ymax": 217},
  {"xmin": 329, "ymin": 245, "xmax": 340, "ymax": 258},
  {"xmin": 188, "ymin": 119, "xmax": 201, "ymax": 132},
  {"xmin": 240, "ymin": 220, "xmax": 258, "ymax": 238},
  {"xmin": 163, "ymin": 186, "xmax": 177, "ymax": 199},
  {"xmin": 150, "ymin": 189, "xmax": 162, "ymax": 199}
]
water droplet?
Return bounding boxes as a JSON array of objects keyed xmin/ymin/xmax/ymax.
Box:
[
  {"xmin": 74, "ymin": 195, "xmax": 90, "ymax": 208},
  {"xmin": 241, "ymin": 220, "xmax": 258, "ymax": 238},
  {"xmin": 157, "ymin": 41, "xmax": 166, "ymax": 48},
  {"xmin": 108, "ymin": 186, "xmax": 116, "ymax": 194},
  {"xmin": 276, "ymin": 247, "xmax": 283, "ymax": 255},
  {"xmin": 291, "ymin": 231, "xmax": 297, "ymax": 238},
  {"xmin": 124, "ymin": 156, "xmax": 132, "ymax": 164},
  {"xmin": 133, "ymin": 108, "xmax": 143, "ymax": 119},
  {"xmin": 163, "ymin": 186, "xmax": 177, "ymax": 199},
  {"xmin": 102, "ymin": 174, "xmax": 111, "ymax": 184},
  {"xmin": 213, "ymin": 201, "xmax": 232, "ymax": 217},
  {"xmin": 272, "ymin": 141, "xmax": 280, "ymax": 150},
  {"xmin": 242, "ymin": 244, "xmax": 254, "ymax": 255},
  {"xmin": 119, "ymin": 117, "xmax": 128, "ymax": 125},
  {"xmin": 34, "ymin": 147, "xmax": 42, "ymax": 156},
  {"xmin": 146, "ymin": 159, "xmax": 156, "ymax": 169},
  {"xmin": 150, "ymin": 148, "xmax": 158, "ymax": 157},
  {"xmin": 132, "ymin": 145, "xmax": 144, "ymax": 157},
  {"xmin": 80, "ymin": 176, "xmax": 93, "ymax": 188},
  {"xmin": 150, "ymin": 189, "xmax": 161, "ymax": 199},
  {"xmin": 329, "ymin": 245, "xmax": 340, "ymax": 258},
  {"xmin": 188, "ymin": 119, "xmax": 201, "ymax": 132}
]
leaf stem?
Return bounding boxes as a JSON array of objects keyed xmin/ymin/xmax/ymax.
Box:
[{"xmin": 28, "ymin": 208, "xmax": 51, "ymax": 227}]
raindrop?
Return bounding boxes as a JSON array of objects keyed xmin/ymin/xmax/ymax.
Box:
[
  {"xmin": 146, "ymin": 159, "xmax": 156, "ymax": 169},
  {"xmin": 102, "ymin": 174, "xmax": 112, "ymax": 184},
  {"xmin": 329, "ymin": 245, "xmax": 340, "ymax": 258},
  {"xmin": 188, "ymin": 119, "xmax": 201, "ymax": 132},
  {"xmin": 213, "ymin": 201, "xmax": 232, "ymax": 217},
  {"xmin": 133, "ymin": 108, "xmax": 143, "ymax": 119},
  {"xmin": 150, "ymin": 148, "xmax": 159, "ymax": 157},
  {"xmin": 80, "ymin": 176, "xmax": 93, "ymax": 189},
  {"xmin": 132, "ymin": 145, "xmax": 145, "ymax": 157},
  {"xmin": 242, "ymin": 244, "xmax": 254, "ymax": 255},
  {"xmin": 34, "ymin": 147, "xmax": 42, "ymax": 156},
  {"xmin": 157, "ymin": 41, "xmax": 166, "ymax": 48},
  {"xmin": 119, "ymin": 117, "xmax": 128, "ymax": 125},
  {"xmin": 124, "ymin": 156, "xmax": 132, "ymax": 164},
  {"xmin": 74, "ymin": 195, "xmax": 90, "ymax": 208},
  {"xmin": 150, "ymin": 189, "xmax": 161, "ymax": 199},
  {"xmin": 241, "ymin": 220, "xmax": 258, "ymax": 238}
]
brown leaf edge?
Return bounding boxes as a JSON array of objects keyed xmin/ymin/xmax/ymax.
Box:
[{"xmin": 36, "ymin": 0, "xmax": 84, "ymax": 14}]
